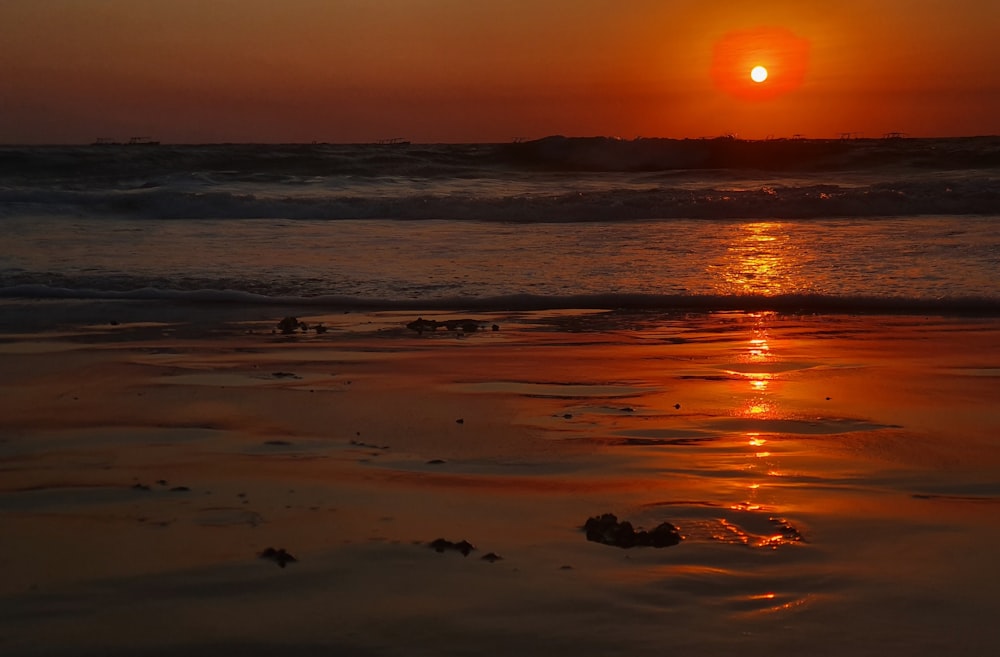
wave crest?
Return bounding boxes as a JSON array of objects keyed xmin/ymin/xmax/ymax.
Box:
[{"xmin": 2, "ymin": 177, "xmax": 996, "ymax": 221}]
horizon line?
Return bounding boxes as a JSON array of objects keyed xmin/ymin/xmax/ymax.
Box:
[{"xmin": 3, "ymin": 133, "xmax": 999, "ymax": 148}]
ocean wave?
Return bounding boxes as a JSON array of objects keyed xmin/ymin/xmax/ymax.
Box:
[
  {"xmin": 0, "ymin": 143, "xmax": 498, "ymax": 182},
  {"xmin": 4, "ymin": 137, "xmax": 999, "ymax": 179},
  {"xmin": 2, "ymin": 139, "xmax": 998, "ymax": 221},
  {"xmin": 2, "ymin": 177, "xmax": 997, "ymax": 221},
  {"xmin": 4, "ymin": 284, "xmax": 999, "ymax": 317},
  {"xmin": 500, "ymin": 135, "xmax": 1000, "ymax": 172}
]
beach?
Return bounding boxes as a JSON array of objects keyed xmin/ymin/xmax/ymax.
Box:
[
  {"xmin": 2, "ymin": 299, "xmax": 999, "ymax": 656},
  {"xmin": 4, "ymin": 0, "xmax": 999, "ymax": 651}
]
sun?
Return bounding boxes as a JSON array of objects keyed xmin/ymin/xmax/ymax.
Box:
[{"xmin": 710, "ymin": 27, "xmax": 810, "ymax": 100}]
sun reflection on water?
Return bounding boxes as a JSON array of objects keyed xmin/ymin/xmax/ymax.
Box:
[
  {"xmin": 748, "ymin": 337, "xmax": 770, "ymax": 358},
  {"xmin": 713, "ymin": 221, "xmax": 802, "ymax": 296}
]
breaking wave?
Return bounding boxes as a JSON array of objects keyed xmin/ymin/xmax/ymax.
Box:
[
  {"xmin": 1, "ymin": 177, "xmax": 997, "ymax": 221},
  {"xmin": 1, "ymin": 137, "xmax": 997, "ymax": 221}
]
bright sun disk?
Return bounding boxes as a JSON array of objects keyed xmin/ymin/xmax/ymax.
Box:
[{"xmin": 750, "ymin": 65, "xmax": 768, "ymax": 83}]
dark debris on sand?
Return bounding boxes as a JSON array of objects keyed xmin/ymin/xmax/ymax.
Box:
[
  {"xmin": 583, "ymin": 513, "xmax": 682, "ymax": 549},
  {"xmin": 275, "ymin": 316, "xmax": 328, "ymax": 335},
  {"xmin": 271, "ymin": 371, "xmax": 301, "ymax": 379},
  {"xmin": 406, "ymin": 317, "xmax": 494, "ymax": 334},
  {"xmin": 429, "ymin": 538, "xmax": 476, "ymax": 556},
  {"xmin": 259, "ymin": 547, "xmax": 298, "ymax": 568}
]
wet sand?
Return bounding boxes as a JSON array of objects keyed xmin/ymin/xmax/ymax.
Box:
[{"xmin": 1, "ymin": 300, "xmax": 999, "ymax": 656}]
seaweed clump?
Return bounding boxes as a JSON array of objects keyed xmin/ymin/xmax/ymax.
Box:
[{"xmin": 583, "ymin": 513, "xmax": 681, "ymax": 548}]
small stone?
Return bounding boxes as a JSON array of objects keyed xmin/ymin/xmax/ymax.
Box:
[
  {"xmin": 455, "ymin": 418, "xmax": 464, "ymax": 424},
  {"xmin": 674, "ymin": 403, "xmax": 681, "ymax": 410},
  {"xmin": 277, "ymin": 316, "xmax": 299, "ymax": 335},
  {"xmin": 481, "ymin": 552, "xmax": 503, "ymax": 563}
]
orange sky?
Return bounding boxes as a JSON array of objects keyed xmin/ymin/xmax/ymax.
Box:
[{"xmin": 1, "ymin": 0, "xmax": 998, "ymax": 143}]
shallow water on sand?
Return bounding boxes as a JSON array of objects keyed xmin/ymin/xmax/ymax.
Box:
[
  {"xmin": 0, "ymin": 304, "xmax": 998, "ymax": 656},
  {"xmin": 4, "ymin": 214, "xmax": 1000, "ymax": 302}
]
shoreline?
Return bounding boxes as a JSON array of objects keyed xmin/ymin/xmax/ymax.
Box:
[
  {"xmin": 2, "ymin": 300, "xmax": 999, "ymax": 655},
  {"xmin": 5, "ymin": 292, "xmax": 1000, "ymax": 329}
]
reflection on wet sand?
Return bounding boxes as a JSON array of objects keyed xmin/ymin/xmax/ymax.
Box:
[
  {"xmin": 733, "ymin": 313, "xmax": 782, "ymax": 542},
  {"xmin": 2, "ymin": 307, "xmax": 999, "ymax": 655},
  {"xmin": 508, "ymin": 307, "xmax": 999, "ymax": 631}
]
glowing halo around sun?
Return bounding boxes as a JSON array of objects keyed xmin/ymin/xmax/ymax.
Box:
[{"xmin": 711, "ymin": 26, "xmax": 810, "ymax": 100}]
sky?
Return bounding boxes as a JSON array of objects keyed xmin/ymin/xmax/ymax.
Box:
[{"xmin": 1, "ymin": 0, "xmax": 998, "ymax": 143}]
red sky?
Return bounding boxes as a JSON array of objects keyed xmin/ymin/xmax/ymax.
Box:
[{"xmin": 1, "ymin": 0, "xmax": 998, "ymax": 143}]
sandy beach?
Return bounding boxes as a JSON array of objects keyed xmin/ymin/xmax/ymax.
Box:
[
  {"xmin": 2, "ymin": 299, "xmax": 999, "ymax": 656},
  {"xmin": 4, "ymin": 0, "xmax": 999, "ymax": 653}
]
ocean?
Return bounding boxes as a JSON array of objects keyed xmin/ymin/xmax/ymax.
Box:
[{"xmin": 2, "ymin": 136, "xmax": 999, "ymax": 314}]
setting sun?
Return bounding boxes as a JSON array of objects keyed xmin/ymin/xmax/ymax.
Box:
[{"xmin": 711, "ymin": 26, "xmax": 809, "ymax": 101}]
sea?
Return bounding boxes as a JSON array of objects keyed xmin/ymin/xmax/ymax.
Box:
[{"xmin": 2, "ymin": 135, "xmax": 999, "ymax": 315}]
